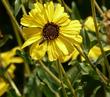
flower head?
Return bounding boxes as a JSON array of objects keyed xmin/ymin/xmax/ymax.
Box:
[{"xmin": 21, "ymin": 1, "xmax": 82, "ymax": 62}]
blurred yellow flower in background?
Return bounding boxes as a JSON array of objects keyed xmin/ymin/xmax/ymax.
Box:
[
  {"xmin": 21, "ymin": 1, "xmax": 82, "ymax": 62},
  {"xmin": 0, "ymin": 47, "xmax": 23, "ymax": 96},
  {"xmin": 72, "ymin": 46, "xmax": 110, "ymax": 61},
  {"xmin": 84, "ymin": 16, "xmax": 97, "ymax": 32},
  {"xmin": 88, "ymin": 46, "xmax": 110, "ymax": 61}
]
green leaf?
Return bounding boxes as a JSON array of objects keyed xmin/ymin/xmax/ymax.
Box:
[
  {"xmin": 95, "ymin": 50, "xmax": 110, "ymax": 64},
  {"xmin": 16, "ymin": 50, "xmax": 35, "ymax": 66},
  {"xmin": 90, "ymin": 86, "xmax": 101, "ymax": 97},
  {"xmin": 71, "ymin": 1, "xmax": 81, "ymax": 20},
  {"xmin": 24, "ymin": 71, "xmax": 43, "ymax": 97},
  {"xmin": 81, "ymin": 75, "xmax": 102, "ymax": 97},
  {"xmin": 105, "ymin": 86, "xmax": 110, "ymax": 97},
  {"xmin": 36, "ymin": 67, "xmax": 60, "ymax": 97},
  {"xmin": 81, "ymin": 29, "xmax": 91, "ymax": 53},
  {"xmin": 14, "ymin": 0, "xmax": 21, "ymax": 16},
  {"xmin": 67, "ymin": 61, "xmax": 81, "ymax": 83},
  {"xmin": 43, "ymin": 85, "xmax": 59, "ymax": 97}
]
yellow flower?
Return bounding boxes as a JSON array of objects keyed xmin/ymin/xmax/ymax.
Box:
[
  {"xmin": 0, "ymin": 47, "xmax": 23, "ymax": 96},
  {"xmin": 72, "ymin": 46, "xmax": 110, "ymax": 61},
  {"xmin": 84, "ymin": 16, "xmax": 96, "ymax": 32},
  {"xmin": 88, "ymin": 46, "xmax": 110, "ymax": 61},
  {"xmin": 1, "ymin": 47, "xmax": 23, "ymax": 67},
  {"xmin": 21, "ymin": 1, "xmax": 82, "ymax": 62}
]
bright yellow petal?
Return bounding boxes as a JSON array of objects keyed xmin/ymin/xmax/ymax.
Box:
[
  {"xmin": 44, "ymin": 1, "xmax": 54, "ymax": 22},
  {"xmin": 22, "ymin": 27, "xmax": 42, "ymax": 39},
  {"xmin": 21, "ymin": 15, "xmax": 42, "ymax": 27},
  {"xmin": 29, "ymin": 9, "xmax": 47, "ymax": 26},
  {"xmin": 34, "ymin": 2, "xmax": 44, "ymax": 12},
  {"xmin": 47, "ymin": 41, "xmax": 64, "ymax": 61},
  {"xmin": 53, "ymin": 3, "xmax": 64, "ymax": 20},
  {"xmin": 0, "ymin": 79, "xmax": 9, "ymax": 96},
  {"xmin": 47, "ymin": 41, "xmax": 57, "ymax": 61},
  {"xmin": 22, "ymin": 33, "xmax": 41, "ymax": 49},
  {"xmin": 30, "ymin": 42, "xmax": 47, "ymax": 60},
  {"xmin": 56, "ymin": 35, "xmax": 74, "ymax": 55},
  {"xmin": 53, "ymin": 13, "xmax": 69, "ymax": 25},
  {"xmin": 55, "ymin": 38, "xmax": 69, "ymax": 55},
  {"xmin": 60, "ymin": 20, "xmax": 81, "ymax": 35},
  {"xmin": 52, "ymin": 3, "xmax": 69, "ymax": 25},
  {"xmin": 61, "ymin": 33, "xmax": 82, "ymax": 44}
]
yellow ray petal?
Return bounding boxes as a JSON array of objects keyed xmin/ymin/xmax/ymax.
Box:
[
  {"xmin": 21, "ymin": 15, "xmax": 42, "ymax": 27},
  {"xmin": 60, "ymin": 20, "xmax": 81, "ymax": 35},
  {"xmin": 22, "ymin": 27, "xmax": 42, "ymax": 39},
  {"xmin": 34, "ymin": 2, "xmax": 44, "ymax": 12},
  {"xmin": 52, "ymin": 3, "xmax": 68, "ymax": 24},
  {"xmin": 53, "ymin": 13, "xmax": 69, "ymax": 25},
  {"xmin": 30, "ymin": 42, "xmax": 47, "ymax": 60},
  {"xmin": 55, "ymin": 38, "xmax": 69, "ymax": 55},
  {"xmin": 44, "ymin": 1, "xmax": 54, "ymax": 22},
  {"xmin": 47, "ymin": 41, "xmax": 57, "ymax": 61},
  {"xmin": 29, "ymin": 9, "xmax": 47, "ymax": 26},
  {"xmin": 61, "ymin": 33, "xmax": 82, "ymax": 44},
  {"xmin": 59, "ymin": 35, "xmax": 74, "ymax": 53},
  {"xmin": 22, "ymin": 33, "xmax": 41, "ymax": 49}
]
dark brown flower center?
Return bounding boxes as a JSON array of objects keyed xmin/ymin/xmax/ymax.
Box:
[{"xmin": 43, "ymin": 22, "xmax": 59, "ymax": 40}]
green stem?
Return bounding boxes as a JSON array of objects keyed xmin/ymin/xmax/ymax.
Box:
[
  {"xmin": 39, "ymin": 60, "xmax": 61, "ymax": 85},
  {"xmin": 94, "ymin": 1, "xmax": 105, "ymax": 18},
  {"xmin": 91, "ymin": 0, "xmax": 110, "ymax": 79},
  {"xmin": 6, "ymin": 73, "xmax": 21, "ymax": 96},
  {"xmin": 58, "ymin": 61, "xmax": 77, "ymax": 97},
  {"xmin": 2, "ymin": 0, "xmax": 24, "ymax": 40},
  {"xmin": 57, "ymin": 61, "xmax": 68, "ymax": 97},
  {"xmin": 74, "ymin": 45, "xmax": 109, "ymax": 85},
  {"xmin": 11, "ymin": 19, "xmax": 22, "ymax": 46},
  {"xmin": 2, "ymin": 0, "xmax": 22, "ymax": 46},
  {"xmin": 2, "ymin": 0, "xmax": 31, "ymax": 76}
]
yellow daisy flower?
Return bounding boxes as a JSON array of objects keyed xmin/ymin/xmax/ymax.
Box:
[
  {"xmin": 21, "ymin": 1, "xmax": 82, "ymax": 62},
  {"xmin": 0, "ymin": 47, "xmax": 23, "ymax": 96}
]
